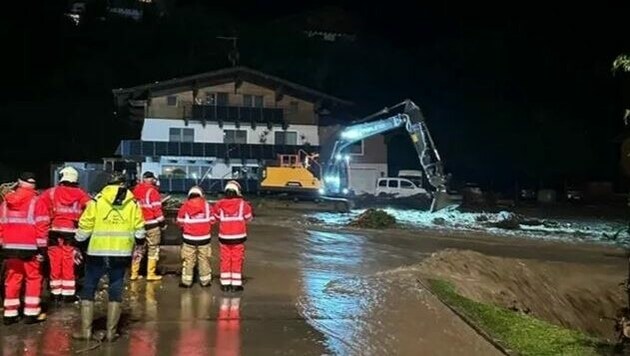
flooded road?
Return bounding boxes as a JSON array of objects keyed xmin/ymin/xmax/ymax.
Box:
[{"xmin": 0, "ymin": 220, "xmax": 511, "ymax": 355}]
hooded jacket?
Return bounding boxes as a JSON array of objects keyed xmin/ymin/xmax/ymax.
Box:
[
  {"xmin": 0, "ymin": 186, "xmax": 49, "ymax": 256},
  {"xmin": 212, "ymin": 197, "xmax": 252, "ymax": 244},
  {"xmin": 76, "ymin": 185, "xmax": 145, "ymax": 257},
  {"xmin": 40, "ymin": 184, "xmax": 91, "ymax": 237},
  {"xmin": 177, "ymin": 197, "xmax": 214, "ymax": 245}
]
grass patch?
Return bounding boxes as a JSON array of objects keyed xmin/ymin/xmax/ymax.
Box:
[{"xmin": 428, "ymin": 279, "xmax": 609, "ymax": 355}]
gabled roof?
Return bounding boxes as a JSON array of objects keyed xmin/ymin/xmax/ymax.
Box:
[{"xmin": 112, "ymin": 66, "xmax": 352, "ymax": 107}]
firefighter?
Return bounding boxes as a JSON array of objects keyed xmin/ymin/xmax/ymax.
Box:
[
  {"xmin": 131, "ymin": 171, "xmax": 165, "ymax": 281},
  {"xmin": 176, "ymin": 186, "xmax": 214, "ymax": 288},
  {"xmin": 40, "ymin": 166, "xmax": 90, "ymax": 303},
  {"xmin": 212, "ymin": 181, "xmax": 253, "ymax": 292},
  {"xmin": 0, "ymin": 172, "xmax": 49, "ymax": 325},
  {"xmin": 73, "ymin": 172, "xmax": 145, "ymax": 341}
]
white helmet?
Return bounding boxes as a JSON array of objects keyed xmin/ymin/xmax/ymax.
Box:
[
  {"xmin": 59, "ymin": 166, "xmax": 79, "ymax": 183},
  {"xmin": 187, "ymin": 186, "xmax": 204, "ymax": 197},
  {"xmin": 224, "ymin": 180, "xmax": 242, "ymax": 196}
]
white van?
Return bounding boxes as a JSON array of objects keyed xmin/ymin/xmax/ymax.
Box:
[{"xmin": 375, "ymin": 178, "xmax": 429, "ymax": 198}]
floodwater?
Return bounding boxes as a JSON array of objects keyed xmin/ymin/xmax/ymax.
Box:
[{"xmin": 0, "ymin": 220, "xmax": 511, "ymax": 355}]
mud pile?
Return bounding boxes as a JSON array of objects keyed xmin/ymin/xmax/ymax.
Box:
[
  {"xmin": 349, "ymin": 209, "xmax": 396, "ymax": 229},
  {"xmin": 416, "ymin": 249, "xmax": 624, "ymax": 340}
]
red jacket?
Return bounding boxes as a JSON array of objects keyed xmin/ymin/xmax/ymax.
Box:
[
  {"xmin": 0, "ymin": 187, "xmax": 49, "ymax": 254},
  {"xmin": 177, "ymin": 197, "xmax": 214, "ymax": 245},
  {"xmin": 40, "ymin": 184, "xmax": 91, "ymax": 234},
  {"xmin": 132, "ymin": 182, "xmax": 164, "ymax": 228},
  {"xmin": 212, "ymin": 198, "xmax": 252, "ymax": 244}
]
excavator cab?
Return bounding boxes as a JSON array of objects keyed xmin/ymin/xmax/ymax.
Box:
[{"xmin": 259, "ymin": 151, "xmax": 322, "ymax": 195}]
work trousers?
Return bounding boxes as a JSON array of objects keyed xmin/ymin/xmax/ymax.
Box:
[
  {"xmin": 3, "ymin": 257, "xmax": 42, "ymax": 317},
  {"xmin": 80, "ymin": 256, "xmax": 128, "ymax": 302},
  {"xmin": 48, "ymin": 238, "xmax": 76, "ymax": 296},
  {"xmin": 146, "ymin": 227, "xmax": 161, "ymax": 260},
  {"xmin": 181, "ymin": 242, "xmax": 212, "ymax": 286},
  {"xmin": 219, "ymin": 244, "xmax": 244, "ymax": 286}
]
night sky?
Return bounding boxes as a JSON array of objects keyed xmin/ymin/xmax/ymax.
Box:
[{"xmin": 1, "ymin": 1, "xmax": 629, "ymax": 191}]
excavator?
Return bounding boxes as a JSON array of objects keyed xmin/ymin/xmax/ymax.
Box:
[{"xmin": 259, "ymin": 99, "xmax": 454, "ymax": 212}]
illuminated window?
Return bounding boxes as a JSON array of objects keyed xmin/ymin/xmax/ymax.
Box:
[
  {"xmin": 224, "ymin": 129, "xmax": 247, "ymax": 144},
  {"xmin": 169, "ymin": 128, "xmax": 194, "ymax": 142},
  {"xmin": 274, "ymin": 131, "xmax": 297, "ymax": 145}
]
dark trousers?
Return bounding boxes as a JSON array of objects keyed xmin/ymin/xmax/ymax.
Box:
[{"xmin": 80, "ymin": 256, "xmax": 128, "ymax": 302}]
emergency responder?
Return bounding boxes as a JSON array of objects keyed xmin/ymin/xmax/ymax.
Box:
[
  {"xmin": 0, "ymin": 172, "xmax": 50, "ymax": 325},
  {"xmin": 40, "ymin": 166, "xmax": 90, "ymax": 303},
  {"xmin": 73, "ymin": 172, "xmax": 145, "ymax": 341},
  {"xmin": 212, "ymin": 181, "xmax": 252, "ymax": 292},
  {"xmin": 176, "ymin": 186, "xmax": 214, "ymax": 288},
  {"xmin": 131, "ymin": 171, "xmax": 165, "ymax": 281}
]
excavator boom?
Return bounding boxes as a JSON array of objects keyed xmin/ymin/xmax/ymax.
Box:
[{"xmin": 323, "ymin": 99, "xmax": 454, "ymax": 212}]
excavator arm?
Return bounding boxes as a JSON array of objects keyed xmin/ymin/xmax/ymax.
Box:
[{"xmin": 322, "ymin": 99, "xmax": 452, "ymax": 211}]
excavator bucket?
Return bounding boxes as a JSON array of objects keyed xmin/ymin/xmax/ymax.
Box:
[{"xmin": 430, "ymin": 190, "xmax": 457, "ymax": 212}]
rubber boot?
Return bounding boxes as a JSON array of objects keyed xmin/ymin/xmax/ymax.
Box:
[
  {"xmin": 129, "ymin": 260, "xmax": 141, "ymax": 281},
  {"xmin": 145, "ymin": 258, "xmax": 162, "ymax": 281},
  {"xmin": 3, "ymin": 316, "xmax": 19, "ymax": 326},
  {"xmin": 24, "ymin": 312, "xmax": 47, "ymax": 324},
  {"xmin": 106, "ymin": 302, "xmax": 121, "ymax": 342},
  {"xmin": 72, "ymin": 300, "xmax": 94, "ymax": 340}
]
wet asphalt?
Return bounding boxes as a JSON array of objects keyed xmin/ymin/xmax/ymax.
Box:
[{"xmin": 0, "ymin": 219, "xmax": 511, "ymax": 355}]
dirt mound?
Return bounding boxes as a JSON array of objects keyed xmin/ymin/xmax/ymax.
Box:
[
  {"xmin": 349, "ymin": 209, "xmax": 396, "ymax": 229},
  {"xmin": 417, "ymin": 249, "xmax": 624, "ymax": 340}
]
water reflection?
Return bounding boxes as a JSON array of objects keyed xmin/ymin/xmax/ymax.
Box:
[
  {"xmin": 215, "ymin": 297, "xmax": 241, "ymax": 356},
  {"xmin": 297, "ymin": 230, "xmax": 369, "ymax": 354},
  {"xmin": 127, "ymin": 281, "xmax": 159, "ymax": 355},
  {"xmin": 174, "ymin": 289, "xmax": 212, "ymax": 356}
]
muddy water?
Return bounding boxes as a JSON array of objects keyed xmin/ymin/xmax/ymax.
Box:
[
  {"xmin": 296, "ymin": 230, "xmax": 501, "ymax": 355},
  {"xmin": 0, "ymin": 222, "xmax": 502, "ymax": 355}
]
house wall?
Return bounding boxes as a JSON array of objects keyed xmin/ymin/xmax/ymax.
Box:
[
  {"xmin": 147, "ymin": 81, "xmax": 317, "ymax": 125},
  {"xmin": 141, "ymin": 119, "xmax": 319, "ymax": 145},
  {"xmin": 318, "ymin": 125, "xmax": 388, "ymax": 164}
]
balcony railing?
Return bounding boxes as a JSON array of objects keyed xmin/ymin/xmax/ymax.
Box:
[
  {"xmin": 116, "ymin": 140, "xmax": 319, "ymax": 160},
  {"xmin": 147, "ymin": 104, "xmax": 285, "ymax": 125}
]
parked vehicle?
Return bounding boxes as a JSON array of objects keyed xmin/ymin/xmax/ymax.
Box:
[{"xmin": 375, "ymin": 178, "xmax": 429, "ymax": 198}]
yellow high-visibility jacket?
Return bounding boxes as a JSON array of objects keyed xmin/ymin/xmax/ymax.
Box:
[{"xmin": 76, "ymin": 185, "xmax": 145, "ymax": 257}]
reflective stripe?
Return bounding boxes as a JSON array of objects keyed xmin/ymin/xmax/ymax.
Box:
[
  {"xmin": 232, "ymin": 279, "xmax": 243, "ymax": 286},
  {"xmin": 151, "ymin": 202, "xmax": 162, "ymax": 207},
  {"xmin": 220, "ymin": 273, "xmax": 231, "ymax": 279},
  {"xmin": 87, "ymin": 250, "xmax": 132, "ymax": 257},
  {"xmin": 24, "ymin": 297, "xmax": 40, "ymax": 304},
  {"xmin": 92, "ymin": 231, "xmax": 134, "ymax": 238},
  {"xmin": 62, "ymin": 280, "xmax": 76, "ymax": 287},
  {"xmin": 135, "ymin": 229, "xmax": 146, "ymax": 239},
  {"xmin": 177, "ymin": 217, "xmax": 213, "ymax": 223},
  {"xmin": 61, "ymin": 289, "xmax": 75, "ymax": 296},
  {"xmin": 231, "ymin": 273, "xmax": 242, "ymax": 279},
  {"xmin": 51, "ymin": 289, "xmax": 62, "ymax": 295},
  {"xmin": 3, "ymin": 243, "xmax": 37, "ymax": 250},
  {"xmin": 144, "ymin": 218, "xmax": 160, "ymax": 224},
  {"xmin": 4, "ymin": 310, "xmax": 19, "ymax": 317},
  {"xmin": 199, "ymin": 274, "xmax": 212, "ymax": 282},
  {"xmin": 24, "ymin": 307, "xmax": 41, "ymax": 316},
  {"xmin": 183, "ymin": 234, "xmax": 211, "ymax": 241},
  {"xmin": 36, "ymin": 238, "xmax": 47, "ymax": 247},
  {"xmin": 52, "ymin": 227, "xmax": 78, "ymax": 233},
  {"xmin": 219, "ymin": 201, "xmax": 244, "ymax": 222},
  {"xmin": 50, "ymin": 280, "xmax": 62, "ymax": 287},
  {"xmin": 4, "ymin": 298, "xmax": 20, "ymax": 307},
  {"xmin": 0, "ymin": 198, "xmax": 42, "ymax": 224},
  {"xmin": 218, "ymin": 233, "xmax": 247, "ymax": 239},
  {"xmin": 156, "ymin": 215, "xmax": 165, "ymax": 221},
  {"xmin": 75, "ymin": 229, "xmax": 91, "ymax": 241}
]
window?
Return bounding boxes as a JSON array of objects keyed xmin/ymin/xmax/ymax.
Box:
[
  {"xmin": 224, "ymin": 129, "xmax": 247, "ymax": 144},
  {"xmin": 346, "ymin": 140, "xmax": 364, "ymax": 155},
  {"xmin": 243, "ymin": 95, "xmax": 263, "ymax": 108},
  {"xmin": 166, "ymin": 95, "xmax": 177, "ymax": 106},
  {"xmin": 274, "ymin": 131, "xmax": 297, "ymax": 145},
  {"xmin": 169, "ymin": 128, "xmax": 194, "ymax": 142},
  {"xmin": 400, "ymin": 180, "xmax": 414, "ymax": 189},
  {"xmin": 201, "ymin": 92, "xmax": 228, "ymax": 106},
  {"xmin": 388, "ymin": 180, "xmax": 398, "ymax": 188},
  {"xmin": 378, "ymin": 180, "xmax": 387, "ymax": 187}
]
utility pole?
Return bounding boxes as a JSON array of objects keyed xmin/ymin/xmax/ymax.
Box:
[{"xmin": 216, "ymin": 36, "xmax": 239, "ymax": 67}]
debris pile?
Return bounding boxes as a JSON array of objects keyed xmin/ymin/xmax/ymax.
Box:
[{"xmin": 349, "ymin": 209, "xmax": 396, "ymax": 229}]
